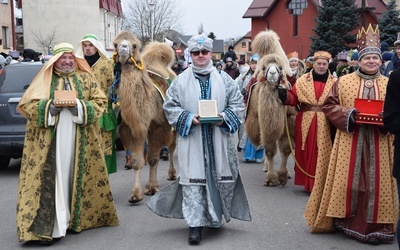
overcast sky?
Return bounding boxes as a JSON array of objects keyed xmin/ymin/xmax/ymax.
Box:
[
  {"xmin": 175, "ymin": 0, "xmax": 253, "ymax": 40},
  {"xmin": 121, "ymin": 0, "xmax": 254, "ymax": 41}
]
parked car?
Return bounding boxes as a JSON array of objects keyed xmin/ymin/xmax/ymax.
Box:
[{"xmin": 0, "ymin": 61, "xmax": 44, "ymax": 169}]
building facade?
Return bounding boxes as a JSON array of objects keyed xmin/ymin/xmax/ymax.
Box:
[
  {"xmin": 243, "ymin": 0, "xmax": 387, "ymax": 59},
  {"xmin": 19, "ymin": 0, "xmax": 122, "ymax": 55},
  {"xmin": 0, "ymin": 0, "xmax": 15, "ymax": 54}
]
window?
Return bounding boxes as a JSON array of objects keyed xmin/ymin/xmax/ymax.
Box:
[
  {"xmin": 242, "ymin": 41, "xmax": 246, "ymax": 48},
  {"xmin": 287, "ymin": 0, "xmax": 308, "ymax": 37},
  {"xmin": 287, "ymin": 0, "xmax": 308, "ymax": 15},
  {"xmin": 2, "ymin": 26, "xmax": 10, "ymax": 49},
  {"xmin": 0, "ymin": 0, "xmax": 9, "ymax": 4}
]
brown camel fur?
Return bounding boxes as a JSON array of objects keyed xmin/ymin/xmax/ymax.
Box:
[
  {"xmin": 112, "ymin": 31, "xmax": 176, "ymax": 203},
  {"xmin": 245, "ymin": 30, "xmax": 296, "ymax": 187}
]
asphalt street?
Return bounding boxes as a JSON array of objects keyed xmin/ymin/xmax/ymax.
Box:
[{"xmin": 0, "ymin": 149, "xmax": 398, "ymax": 250}]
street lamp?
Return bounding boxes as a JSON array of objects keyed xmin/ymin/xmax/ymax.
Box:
[{"xmin": 148, "ymin": 0, "xmax": 156, "ymax": 41}]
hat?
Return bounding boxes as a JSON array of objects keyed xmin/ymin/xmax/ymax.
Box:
[
  {"xmin": 23, "ymin": 49, "xmax": 36, "ymax": 60},
  {"xmin": 382, "ymin": 52, "xmax": 393, "ymax": 62},
  {"xmin": 305, "ymin": 56, "xmax": 314, "ymax": 68},
  {"xmin": 226, "ymin": 57, "xmax": 233, "ymax": 62},
  {"xmin": 357, "ymin": 24, "xmax": 381, "ymax": 60},
  {"xmin": 351, "ymin": 51, "xmax": 359, "ymax": 61},
  {"xmin": 75, "ymin": 33, "xmax": 110, "ymax": 59},
  {"xmin": 394, "ymin": 33, "xmax": 400, "ymax": 46},
  {"xmin": 381, "ymin": 41, "xmax": 389, "ymax": 52},
  {"xmin": 250, "ymin": 53, "xmax": 258, "ymax": 62},
  {"xmin": 187, "ymin": 34, "xmax": 213, "ymax": 52},
  {"xmin": 313, "ymin": 51, "xmax": 331, "ymax": 61},
  {"xmin": 287, "ymin": 51, "xmax": 299, "ymax": 62},
  {"xmin": 337, "ymin": 51, "xmax": 349, "ymax": 61},
  {"xmin": 0, "ymin": 55, "xmax": 5, "ymax": 65}
]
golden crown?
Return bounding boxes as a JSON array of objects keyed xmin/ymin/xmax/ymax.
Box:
[
  {"xmin": 357, "ymin": 24, "xmax": 381, "ymax": 59},
  {"xmin": 313, "ymin": 51, "xmax": 331, "ymax": 61}
]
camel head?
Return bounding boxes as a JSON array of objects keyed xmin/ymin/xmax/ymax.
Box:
[
  {"xmin": 112, "ymin": 31, "xmax": 142, "ymax": 67},
  {"xmin": 255, "ymin": 54, "xmax": 289, "ymax": 88}
]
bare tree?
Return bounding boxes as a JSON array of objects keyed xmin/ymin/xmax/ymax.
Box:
[
  {"xmin": 30, "ymin": 27, "xmax": 58, "ymax": 55},
  {"xmin": 122, "ymin": 0, "xmax": 183, "ymax": 44}
]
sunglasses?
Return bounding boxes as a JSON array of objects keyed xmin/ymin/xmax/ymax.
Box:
[{"xmin": 191, "ymin": 50, "xmax": 210, "ymax": 56}]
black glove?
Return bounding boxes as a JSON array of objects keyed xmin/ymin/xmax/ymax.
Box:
[
  {"xmin": 68, "ymin": 106, "xmax": 78, "ymax": 116},
  {"xmin": 277, "ymin": 85, "xmax": 287, "ymax": 103},
  {"xmin": 49, "ymin": 103, "xmax": 62, "ymax": 116},
  {"xmin": 349, "ymin": 109, "xmax": 360, "ymax": 126}
]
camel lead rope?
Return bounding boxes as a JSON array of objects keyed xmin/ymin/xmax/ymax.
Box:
[{"xmin": 284, "ymin": 106, "xmax": 315, "ymax": 179}]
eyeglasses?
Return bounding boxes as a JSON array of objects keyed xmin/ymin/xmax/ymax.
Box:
[{"xmin": 191, "ymin": 50, "xmax": 209, "ymax": 56}]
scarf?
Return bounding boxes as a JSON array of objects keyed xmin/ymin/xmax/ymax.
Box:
[
  {"xmin": 177, "ymin": 60, "xmax": 233, "ymax": 184},
  {"xmin": 84, "ymin": 52, "xmax": 100, "ymax": 67},
  {"xmin": 312, "ymin": 70, "xmax": 329, "ymax": 83}
]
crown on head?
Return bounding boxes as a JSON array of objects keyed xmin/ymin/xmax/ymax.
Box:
[
  {"xmin": 357, "ymin": 24, "xmax": 381, "ymax": 59},
  {"xmin": 313, "ymin": 51, "xmax": 331, "ymax": 61},
  {"xmin": 337, "ymin": 51, "xmax": 349, "ymax": 61}
]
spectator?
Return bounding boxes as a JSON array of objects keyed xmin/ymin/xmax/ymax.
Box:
[
  {"xmin": 223, "ymin": 45, "xmax": 237, "ymax": 63},
  {"xmin": 223, "ymin": 57, "xmax": 240, "ymax": 80}
]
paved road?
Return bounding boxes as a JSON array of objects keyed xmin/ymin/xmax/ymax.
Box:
[{"xmin": 0, "ymin": 150, "xmax": 397, "ymax": 250}]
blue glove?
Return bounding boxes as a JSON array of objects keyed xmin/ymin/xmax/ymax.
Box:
[
  {"xmin": 68, "ymin": 106, "xmax": 78, "ymax": 116},
  {"xmin": 49, "ymin": 103, "xmax": 62, "ymax": 116}
]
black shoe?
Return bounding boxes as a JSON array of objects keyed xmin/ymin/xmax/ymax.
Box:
[
  {"xmin": 188, "ymin": 227, "xmax": 203, "ymax": 244},
  {"xmin": 160, "ymin": 151, "xmax": 169, "ymax": 161}
]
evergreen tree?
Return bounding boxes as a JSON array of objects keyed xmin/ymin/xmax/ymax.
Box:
[
  {"xmin": 378, "ymin": 0, "xmax": 400, "ymax": 46},
  {"xmin": 310, "ymin": 0, "xmax": 359, "ymax": 54},
  {"xmin": 208, "ymin": 32, "xmax": 216, "ymax": 40}
]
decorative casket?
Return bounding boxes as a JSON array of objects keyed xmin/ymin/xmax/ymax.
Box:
[{"xmin": 354, "ymin": 98, "xmax": 383, "ymax": 126}]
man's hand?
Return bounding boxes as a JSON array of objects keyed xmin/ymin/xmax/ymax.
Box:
[
  {"xmin": 49, "ymin": 103, "xmax": 62, "ymax": 116},
  {"xmin": 349, "ymin": 109, "xmax": 360, "ymax": 126},
  {"xmin": 68, "ymin": 106, "xmax": 79, "ymax": 116},
  {"xmin": 277, "ymin": 85, "xmax": 287, "ymax": 104},
  {"xmin": 193, "ymin": 114, "xmax": 200, "ymax": 125}
]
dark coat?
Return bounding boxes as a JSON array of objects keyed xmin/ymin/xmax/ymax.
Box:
[{"xmin": 383, "ymin": 66, "xmax": 400, "ymax": 179}]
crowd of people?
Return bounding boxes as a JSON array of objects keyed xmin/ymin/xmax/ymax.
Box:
[{"xmin": 3, "ymin": 23, "xmax": 400, "ymax": 248}]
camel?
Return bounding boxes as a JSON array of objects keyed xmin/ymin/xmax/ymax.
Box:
[
  {"xmin": 112, "ymin": 31, "xmax": 176, "ymax": 203},
  {"xmin": 245, "ymin": 29, "xmax": 296, "ymax": 187}
]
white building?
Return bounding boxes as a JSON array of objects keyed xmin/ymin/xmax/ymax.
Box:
[{"xmin": 20, "ymin": 0, "xmax": 122, "ymax": 54}]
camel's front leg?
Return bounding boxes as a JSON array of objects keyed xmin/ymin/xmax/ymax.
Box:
[
  {"xmin": 119, "ymin": 121, "xmax": 146, "ymax": 203},
  {"xmin": 263, "ymin": 143, "xmax": 279, "ymax": 187},
  {"xmin": 145, "ymin": 144, "xmax": 160, "ymax": 196}
]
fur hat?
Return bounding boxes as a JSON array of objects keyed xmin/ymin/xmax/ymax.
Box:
[
  {"xmin": 23, "ymin": 49, "xmax": 36, "ymax": 60},
  {"xmin": 287, "ymin": 51, "xmax": 299, "ymax": 62},
  {"xmin": 252, "ymin": 29, "xmax": 292, "ymax": 77},
  {"xmin": 394, "ymin": 33, "xmax": 400, "ymax": 46},
  {"xmin": 226, "ymin": 57, "xmax": 233, "ymax": 62}
]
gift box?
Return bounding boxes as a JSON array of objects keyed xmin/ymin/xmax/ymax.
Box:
[
  {"xmin": 354, "ymin": 98, "xmax": 383, "ymax": 125},
  {"xmin": 53, "ymin": 90, "xmax": 77, "ymax": 107}
]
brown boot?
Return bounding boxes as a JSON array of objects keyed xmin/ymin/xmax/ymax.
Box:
[{"xmin": 124, "ymin": 154, "xmax": 132, "ymax": 170}]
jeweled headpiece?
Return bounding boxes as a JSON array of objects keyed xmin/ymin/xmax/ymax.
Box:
[
  {"xmin": 357, "ymin": 24, "xmax": 381, "ymax": 60},
  {"xmin": 313, "ymin": 51, "xmax": 331, "ymax": 61}
]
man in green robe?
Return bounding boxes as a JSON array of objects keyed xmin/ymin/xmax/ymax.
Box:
[{"xmin": 16, "ymin": 42, "xmax": 119, "ymax": 244}]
